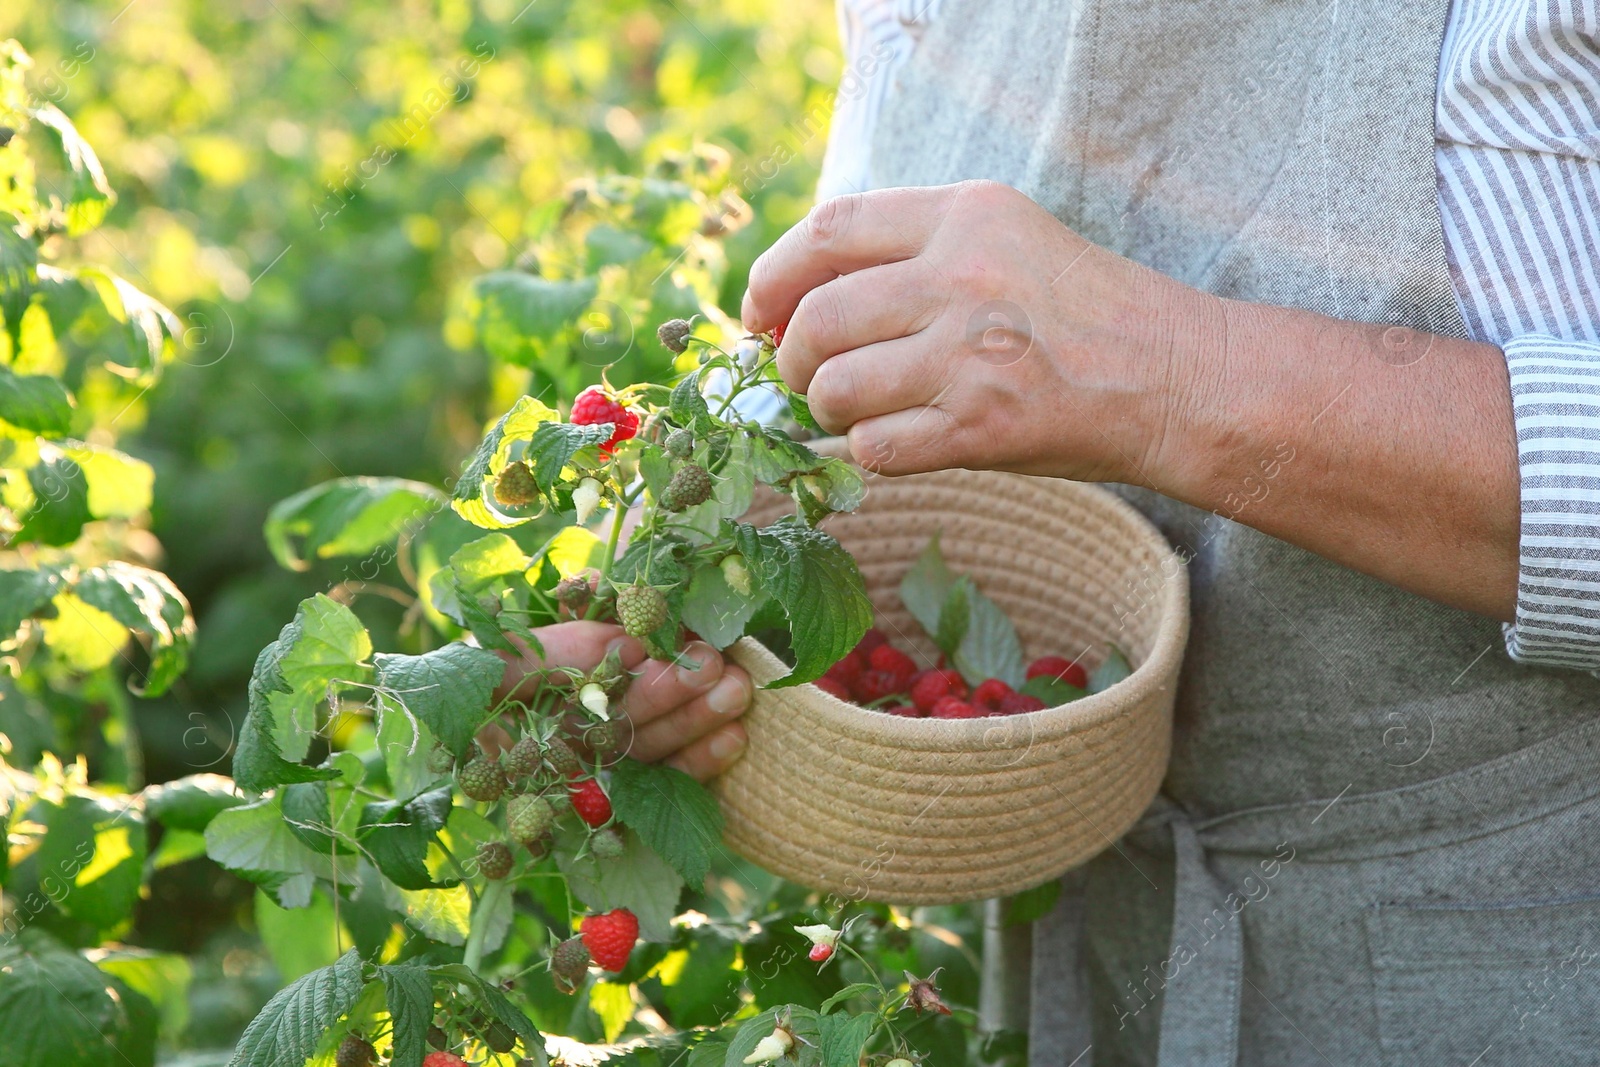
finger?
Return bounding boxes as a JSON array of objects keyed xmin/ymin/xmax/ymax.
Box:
[
  {"xmin": 663, "ymin": 723, "xmax": 749, "ymax": 782},
  {"xmin": 846, "ymin": 401, "xmax": 969, "ymax": 477},
  {"xmin": 775, "ymin": 258, "xmax": 944, "ymax": 393},
  {"xmin": 497, "ymin": 621, "xmax": 647, "ymax": 701},
  {"xmin": 618, "ymin": 641, "xmax": 724, "ymax": 728},
  {"xmin": 803, "ymin": 335, "xmax": 942, "ymax": 435},
  {"xmin": 742, "ymin": 186, "xmax": 954, "ymax": 331},
  {"xmin": 628, "ymin": 666, "xmax": 752, "ymax": 762}
]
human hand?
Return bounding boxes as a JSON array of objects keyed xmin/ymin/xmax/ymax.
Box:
[
  {"xmin": 492, "ymin": 621, "xmax": 752, "ymax": 782},
  {"xmin": 742, "ymin": 180, "xmax": 1220, "ymax": 487}
]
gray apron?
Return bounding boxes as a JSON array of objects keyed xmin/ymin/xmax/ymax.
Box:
[{"xmin": 867, "ymin": 1, "xmax": 1600, "ymax": 1063}]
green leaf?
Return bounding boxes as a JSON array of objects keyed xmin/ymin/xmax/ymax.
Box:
[
  {"xmin": 670, "ymin": 369, "xmax": 709, "ymax": 424},
  {"xmin": 13, "ymin": 450, "xmax": 91, "ymax": 546},
  {"xmin": 729, "ymin": 518, "xmax": 872, "ymax": 686},
  {"xmin": 1019, "ymin": 674, "xmax": 1086, "ymax": 706},
  {"xmin": 467, "ymin": 270, "xmax": 598, "ymax": 369},
  {"xmin": 788, "ymin": 391, "xmax": 820, "ymax": 431},
  {"xmin": 34, "ymin": 790, "xmax": 148, "ymax": 932},
  {"xmin": 357, "ymin": 786, "xmax": 457, "ymax": 891},
  {"xmin": 376, "ymin": 964, "xmax": 435, "ymax": 1067},
  {"xmin": 371, "ymin": 642, "xmax": 506, "ymax": 759},
  {"xmin": 1005, "ymin": 879, "xmax": 1063, "ymax": 925},
  {"xmin": 266, "ymin": 594, "xmax": 374, "ymax": 762},
  {"xmin": 1089, "ymin": 646, "xmax": 1134, "ymax": 692},
  {"xmin": 281, "ymin": 781, "xmax": 353, "ymax": 856},
  {"xmin": 203, "ymin": 794, "xmax": 357, "ymax": 906},
  {"xmin": 679, "ymin": 561, "xmax": 767, "ymax": 650},
  {"xmin": 672, "ymin": 432, "xmax": 757, "ymax": 543},
  {"xmin": 747, "ymin": 425, "xmax": 824, "ymax": 485},
  {"xmin": 0, "ymin": 566, "xmax": 59, "ymax": 638},
  {"xmin": 899, "ymin": 533, "xmax": 955, "ymax": 637},
  {"xmin": 94, "ymin": 949, "xmax": 193, "ymax": 1046},
  {"xmin": 73, "ymin": 561, "xmax": 194, "ymax": 696},
  {"xmin": 265, "ymin": 477, "xmax": 445, "ymax": 572},
  {"xmin": 226, "ymin": 949, "xmax": 366, "ymax": 1067},
  {"xmin": 590, "ymin": 981, "xmax": 634, "ymax": 1043},
  {"xmin": 818, "ymin": 983, "xmax": 879, "ymax": 1013},
  {"xmin": 818, "ymin": 1010, "xmax": 876, "ymax": 1067},
  {"xmin": 232, "ymin": 638, "xmax": 341, "ymax": 795},
  {"xmin": 608, "ymin": 759, "xmax": 725, "ymax": 887},
  {"xmin": 953, "ymin": 584, "xmax": 1027, "ymax": 689},
  {"xmin": 555, "ymin": 826, "xmax": 684, "ymax": 943},
  {"xmin": 60, "ymin": 441, "xmax": 153, "ymax": 518},
  {"xmin": 430, "ymin": 963, "xmax": 545, "ymax": 1063},
  {"xmin": 524, "ymin": 420, "xmax": 612, "ymax": 492},
  {"xmin": 451, "ymin": 395, "xmax": 563, "ymax": 529},
  {"xmin": 0, "ymin": 367, "xmax": 72, "ymax": 434},
  {"xmin": 638, "ymin": 442, "xmax": 673, "ymax": 502},
  {"xmin": 0, "ymin": 931, "xmax": 152, "ymax": 1067},
  {"xmin": 142, "ymin": 773, "xmax": 244, "ymax": 833},
  {"xmin": 30, "ymin": 104, "xmax": 114, "ymax": 234},
  {"xmin": 254, "ymin": 888, "xmax": 346, "ymax": 983},
  {"xmin": 934, "ymin": 578, "xmax": 970, "ymax": 658}
]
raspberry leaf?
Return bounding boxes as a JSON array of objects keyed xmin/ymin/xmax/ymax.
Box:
[
  {"xmin": 371, "ymin": 643, "xmax": 505, "ymax": 759},
  {"xmin": 0, "ymin": 565, "xmax": 59, "ymax": 638},
  {"xmin": 670, "ymin": 368, "xmax": 709, "ymax": 423},
  {"xmin": 464, "ymin": 270, "xmax": 599, "ymax": 370},
  {"xmin": 429, "ymin": 964, "xmax": 546, "ymax": 1064},
  {"xmin": 233, "ymin": 638, "xmax": 342, "ymax": 795},
  {"xmin": 265, "ymin": 476, "xmax": 445, "ymax": 572},
  {"xmin": 818, "ymin": 1010, "xmax": 876, "ymax": 1067},
  {"xmin": 452, "ymin": 394, "xmax": 562, "ymax": 529},
  {"xmin": 788, "ymin": 390, "xmax": 820, "ymax": 431},
  {"xmin": 952, "ymin": 584, "xmax": 1027, "ymax": 690},
  {"xmin": 609, "ymin": 758, "xmax": 725, "ymax": 887},
  {"xmin": 729, "ymin": 518, "xmax": 871, "ymax": 687},
  {"xmin": 555, "ymin": 826, "xmax": 683, "ymax": 943},
  {"xmin": 264, "ymin": 595, "xmax": 374, "ymax": 762},
  {"xmin": 204, "ymin": 795, "xmax": 358, "ymax": 907},
  {"xmin": 1004, "ymin": 880, "xmax": 1064, "ymax": 925},
  {"xmin": 375, "ymin": 963, "xmax": 435, "ymax": 1067},
  {"xmin": 0, "ymin": 367, "xmax": 73, "ymax": 434},
  {"xmin": 1088, "ymin": 646, "xmax": 1134, "ymax": 692},
  {"xmin": 357, "ymin": 786, "xmax": 458, "ymax": 891},
  {"xmin": 0, "ymin": 931, "xmax": 156, "ymax": 1067},
  {"xmin": 142, "ymin": 773, "xmax": 248, "ymax": 833},
  {"xmin": 281, "ymin": 781, "xmax": 357, "ymax": 856},
  {"xmin": 747, "ymin": 424, "xmax": 824, "ymax": 485},
  {"xmin": 1019, "ymin": 674, "xmax": 1086, "ymax": 706},
  {"xmin": 680, "ymin": 560, "xmax": 767, "ymax": 649},
  {"xmin": 898, "ymin": 533, "xmax": 956, "ymax": 637},
  {"xmin": 525, "ymin": 420, "xmax": 613, "ymax": 491},
  {"xmin": 723, "ymin": 1007, "xmax": 823, "ymax": 1067},
  {"xmin": 933, "ymin": 578, "xmax": 971, "ymax": 658},
  {"xmin": 226, "ymin": 949, "xmax": 366, "ymax": 1067},
  {"xmin": 72, "ymin": 561, "xmax": 194, "ymax": 696}
]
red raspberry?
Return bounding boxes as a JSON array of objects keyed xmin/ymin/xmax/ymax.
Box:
[
  {"xmin": 570, "ymin": 386, "xmax": 640, "ymax": 455},
  {"xmin": 996, "ymin": 692, "xmax": 1048, "ymax": 715},
  {"xmin": 825, "ymin": 650, "xmax": 864, "ymax": 689},
  {"xmin": 581, "ymin": 907, "xmax": 640, "ymax": 972},
  {"xmin": 970, "ymin": 678, "xmax": 1013, "ymax": 710},
  {"xmin": 867, "ymin": 644, "xmax": 917, "ymax": 689},
  {"xmin": 881, "ymin": 703, "xmax": 921, "ymax": 718},
  {"xmin": 854, "ymin": 669, "xmax": 903, "ymax": 704},
  {"xmin": 772, "ymin": 322, "xmax": 787, "ymax": 347},
  {"xmin": 1027, "ymin": 655, "xmax": 1088, "ymax": 689},
  {"xmin": 809, "ymin": 943, "xmax": 833, "ymax": 962},
  {"xmin": 569, "ymin": 777, "xmax": 613, "ymax": 827},
  {"xmin": 854, "ymin": 627, "xmax": 888, "ymax": 657},
  {"xmin": 910, "ymin": 668, "xmax": 968, "ymax": 712},
  {"xmin": 815, "ymin": 676, "xmax": 852, "ymax": 701},
  {"xmin": 423, "ymin": 1054, "xmax": 468, "ymax": 1067},
  {"xmin": 929, "ymin": 697, "xmax": 978, "ymax": 719}
]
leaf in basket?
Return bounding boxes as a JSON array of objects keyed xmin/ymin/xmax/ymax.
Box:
[
  {"xmin": 1020, "ymin": 674, "xmax": 1086, "ymax": 707},
  {"xmin": 727, "ymin": 517, "xmax": 872, "ymax": 687},
  {"xmin": 1088, "ymin": 646, "xmax": 1133, "ymax": 693},
  {"xmin": 952, "ymin": 582, "xmax": 1027, "ymax": 689},
  {"xmin": 933, "ymin": 578, "xmax": 971, "ymax": 658},
  {"xmin": 899, "ymin": 533, "xmax": 955, "ymax": 637}
]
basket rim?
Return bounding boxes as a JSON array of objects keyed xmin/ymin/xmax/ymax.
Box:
[{"xmin": 728, "ymin": 474, "xmax": 1190, "ymax": 746}]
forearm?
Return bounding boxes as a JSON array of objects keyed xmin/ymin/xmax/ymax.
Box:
[{"xmin": 1151, "ymin": 295, "xmax": 1520, "ymax": 620}]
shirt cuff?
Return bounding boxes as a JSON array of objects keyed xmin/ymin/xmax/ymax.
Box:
[{"xmin": 1503, "ymin": 334, "xmax": 1600, "ymax": 669}]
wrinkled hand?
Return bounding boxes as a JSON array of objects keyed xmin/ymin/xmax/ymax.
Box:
[
  {"xmin": 492, "ymin": 621, "xmax": 751, "ymax": 782},
  {"xmin": 742, "ymin": 180, "xmax": 1216, "ymax": 486}
]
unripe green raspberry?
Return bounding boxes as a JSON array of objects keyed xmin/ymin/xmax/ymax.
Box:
[
  {"xmin": 615, "ymin": 583, "xmax": 668, "ymax": 637},
  {"xmin": 590, "ymin": 828, "xmax": 625, "ymax": 859},
  {"xmin": 493, "ymin": 461, "xmax": 539, "ymax": 507},
  {"xmin": 426, "ymin": 744, "xmax": 455, "ymax": 775},
  {"xmin": 458, "ymin": 753, "xmax": 506, "ymax": 802},
  {"xmin": 583, "ymin": 720, "xmax": 621, "ymax": 756},
  {"xmin": 502, "ymin": 736, "xmax": 541, "ymax": 779},
  {"xmin": 720, "ymin": 554, "xmax": 753, "ymax": 597},
  {"xmin": 664, "ymin": 428, "xmax": 693, "ymax": 458},
  {"xmin": 506, "ymin": 794, "xmax": 555, "ymax": 844},
  {"xmin": 662, "ymin": 463, "xmax": 713, "ymax": 511},
  {"xmin": 477, "ymin": 840, "xmax": 513, "ymax": 880},
  {"xmin": 543, "ymin": 735, "xmax": 582, "ymax": 776},
  {"xmin": 551, "ymin": 936, "xmax": 591, "ymax": 994}
]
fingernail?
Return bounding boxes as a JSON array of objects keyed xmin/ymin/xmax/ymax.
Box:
[
  {"xmin": 707, "ymin": 674, "xmax": 750, "ymax": 715},
  {"xmin": 709, "ymin": 728, "xmax": 746, "ymax": 761},
  {"xmin": 676, "ymin": 642, "xmax": 723, "ymax": 689}
]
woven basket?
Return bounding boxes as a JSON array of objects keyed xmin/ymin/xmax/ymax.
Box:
[{"xmin": 715, "ymin": 467, "xmax": 1189, "ymax": 905}]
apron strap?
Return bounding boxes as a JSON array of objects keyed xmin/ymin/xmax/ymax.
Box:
[{"xmin": 1154, "ymin": 809, "xmax": 1244, "ymax": 1067}]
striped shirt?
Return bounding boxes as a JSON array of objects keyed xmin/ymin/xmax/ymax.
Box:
[{"xmin": 816, "ymin": 0, "xmax": 1600, "ymax": 671}]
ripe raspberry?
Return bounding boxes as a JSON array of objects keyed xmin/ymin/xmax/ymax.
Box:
[
  {"xmin": 590, "ymin": 827, "xmax": 625, "ymax": 859},
  {"xmin": 493, "ymin": 461, "xmax": 539, "ymax": 507},
  {"xmin": 458, "ymin": 753, "xmax": 506, "ymax": 802},
  {"xmin": 507, "ymin": 794, "xmax": 555, "ymax": 843},
  {"xmin": 570, "ymin": 386, "xmax": 640, "ymax": 455},
  {"xmin": 824, "ymin": 650, "xmax": 863, "ymax": 689},
  {"xmin": 664, "ymin": 427, "xmax": 694, "ymax": 458},
  {"xmin": 423, "ymin": 1054, "xmax": 468, "ymax": 1067},
  {"xmin": 814, "ymin": 676, "xmax": 851, "ymax": 701},
  {"xmin": 615, "ymin": 582, "xmax": 668, "ymax": 637},
  {"xmin": 581, "ymin": 908, "xmax": 640, "ymax": 972},
  {"xmin": 477, "ymin": 840, "xmax": 513, "ymax": 880},
  {"xmin": 854, "ymin": 627, "xmax": 888, "ymax": 657},
  {"xmin": 337, "ymin": 1035, "xmax": 376, "ymax": 1067},
  {"xmin": 569, "ymin": 777, "xmax": 613, "ymax": 827},
  {"xmin": 996, "ymin": 692, "xmax": 1048, "ymax": 715},
  {"xmin": 867, "ymin": 644, "xmax": 916, "ymax": 689},
  {"xmin": 882, "ymin": 703, "xmax": 921, "ymax": 718},
  {"xmin": 910, "ymin": 668, "xmax": 968, "ymax": 713},
  {"xmin": 662, "ymin": 462, "xmax": 713, "ymax": 510},
  {"xmin": 551, "ymin": 936, "xmax": 591, "ymax": 994},
  {"xmin": 656, "ymin": 318, "xmax": 692, "ymax": 354},
  {"xmin": 1027, "ymin": 655, "xmax": 1088, "ymax": 689},
  {"xmin": 771, "ymin": 322, "xmax": 787, "ymax": 348},
  {"xmin": 970, "ymin": 678, "xmax": 1014, "ymax": 711},
  {"xmin": 809, "ymin": 943, "xmax": 833, "ymax": 962},
  {"xmin": 854, "ymin": 669, "xmax": 903, "ymax": 704},
  {"xmin": 930, "ymin": 696, "xmax": 978, "ymax": 719},
  {"xmin": 502, "ymin": 735, "xmax": 541, "ymax": 779},
  {"xmin": 543, "ymin": 735, "xmax": 582, "ymax": 777}
]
